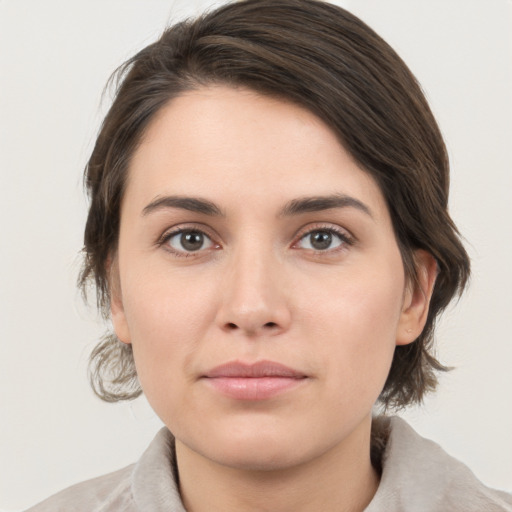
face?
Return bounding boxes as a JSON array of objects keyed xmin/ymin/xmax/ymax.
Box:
[{"xmin": 112, "ymin": 86, "xmax": 432, "ymax": 472}]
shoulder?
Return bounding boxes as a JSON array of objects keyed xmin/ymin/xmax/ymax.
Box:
[
  {"xmin": 25, "ymin": 464, "xmax": 136, "ymax": 512},
  {"xmin": 25, "ymin": 427, "xmax": 183, "ymax": 512},
  {"xmin": 367, "ymin": 416, "xmax": 512, "ymax": 512}
]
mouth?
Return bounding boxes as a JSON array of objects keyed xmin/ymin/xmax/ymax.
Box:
[{"xmin": 201, "ymin": 360, "xmax": 308, "ymax": 401}]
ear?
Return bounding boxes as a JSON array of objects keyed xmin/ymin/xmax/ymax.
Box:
[
  {"xmin": 396, "ymin": 250, "xmax": 438, "ymax": 346},
  {"xmin": 108, "ymin": 256, "xmax": 132, "ymax": 345}
]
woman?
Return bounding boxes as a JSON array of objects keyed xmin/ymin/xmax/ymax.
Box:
[{"xmin": 27, "ymin": 0, "xmax": 512, "ymax": 510}]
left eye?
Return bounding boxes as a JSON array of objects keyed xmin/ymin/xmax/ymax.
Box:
[
  {"xmin": 296, "ymin": 229, "xmax": 345, "ymax": 251},
  {"xmin": 166, "ymin": 230, "xmax": 215, "ymax": 253}
]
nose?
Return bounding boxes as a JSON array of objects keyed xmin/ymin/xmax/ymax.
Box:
[{"xmin": 215, "ymin": 245, "xmax": 292, "ymax": 337}]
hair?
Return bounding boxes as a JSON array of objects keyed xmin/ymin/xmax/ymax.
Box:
[{"xmin": 79, "ymin": 0, "xmax": 470, "ymax": 408}]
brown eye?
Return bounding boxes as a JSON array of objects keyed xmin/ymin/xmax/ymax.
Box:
[
  {"xmin": 167, "ymin": 230, "xmax": 214, "ymax": 253},
  {"xmin": 310, "ymin": 231, "xmax": 333, "ymax": 250},
  {"xmin": 297, "ymin": 229, "xmax": 346, "ymax": 251},
  {"xmin": 181, "ymin": 232, "xmax": 204, "ymax": 251}
]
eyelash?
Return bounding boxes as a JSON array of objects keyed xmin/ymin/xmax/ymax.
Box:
[
  {"xmin": 157, "ymin": 223, "xmax": 355, "ymax": 257},
  {"xmin": 293, "ymin": 224, "xmax": 355, "ymax": 254},
  {"xmin": 157, "ymin": 225, "xmax": 219, "ymax": 258}
]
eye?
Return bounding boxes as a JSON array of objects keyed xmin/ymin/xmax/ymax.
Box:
[
  {"xmin": 295, "ymin": 228, "xmax": 350, "ymax": 251},
  {"xmin": 165, "ymin": 229, "xmax": 216, "ymax": 254}
]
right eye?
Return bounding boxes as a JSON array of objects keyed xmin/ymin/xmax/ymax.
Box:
[{"xmin": 164, "ymin": 229, "xmax": 216, "ymax": 255}]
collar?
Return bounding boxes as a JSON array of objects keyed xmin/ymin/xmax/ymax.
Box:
[{"xmin": 130, "ymin": 417, "xmax": 512, "ymax": 512}]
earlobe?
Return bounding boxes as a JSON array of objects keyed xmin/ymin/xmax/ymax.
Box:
[
  {"xmin": 108, "ymin": 257, "xmax": 132, "ymax": 345},
  {"xmin": 396, "ymin": 250, "xmax": 438, "ymax": 346}
]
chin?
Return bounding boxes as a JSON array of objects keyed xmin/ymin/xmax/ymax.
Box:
[
  {"xmin": 178, "ymin": 417, "xmax": 309, "ymax": 472},
  {"xmin": 198, "ymin": 420, "xmax": 338, "ymax": 473},
  {"xmin": 211, "ymin": 441, "xmax": 309, "ymax": 472}
]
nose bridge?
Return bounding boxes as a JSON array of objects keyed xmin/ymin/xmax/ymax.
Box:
[{"xmin": 217, "ymin": 236, "xmax": 290, "ymax": 335}]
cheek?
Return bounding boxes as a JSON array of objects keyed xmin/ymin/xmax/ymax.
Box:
[
  {"xmin": 120, "ymin": 264, "xmax": 220, "ymax": 392},
  {"xmin": 122, "ymin": 255, "xmax": 219, "ymax": 333},
  {"xmin": 305, "ymin": 263, "xmax": 404, "ymax": 397}
]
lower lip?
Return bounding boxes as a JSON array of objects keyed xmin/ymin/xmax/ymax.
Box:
[{"xmin": 203, "ymin": 376, "xmax": 306, "ymax": 400}]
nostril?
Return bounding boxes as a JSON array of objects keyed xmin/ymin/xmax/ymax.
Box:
[{"xmin": 225, "ymin": 321, "xmax": 277, "ymax": 331}]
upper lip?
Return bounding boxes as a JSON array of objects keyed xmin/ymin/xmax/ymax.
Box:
[{"xmin": 203, "ymin": 360, "xmax": 306, "ymax": 379}]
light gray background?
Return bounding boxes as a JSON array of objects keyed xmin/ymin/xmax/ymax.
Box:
[{"xmin": 1, "ymin": 1, "xmax": 511, "ymax": 510}]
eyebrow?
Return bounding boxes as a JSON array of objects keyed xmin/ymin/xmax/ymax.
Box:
[
  {"xmin": 142, "ymin": 196, "xmax": 224, "ymax": 217},
  {"xmin": 279, "ymin": 193, "xmax": 373, "ymax": 218},
  {"xmin": 141, "ymin": 193, "xmax": 372, "ymax": 219}
]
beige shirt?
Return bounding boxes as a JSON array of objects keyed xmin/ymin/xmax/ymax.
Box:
[{"xmin": 27, "ymin": 417, "xmax": 512, "ymax": 511}]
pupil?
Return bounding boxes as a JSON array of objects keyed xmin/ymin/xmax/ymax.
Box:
[
  {"xmin": 311, "ymin": 231, "xmax": 332, "ymax": 250},
  {"xmin": 181, "ymin": 231, "xmax": 203, "ymax": 251}
]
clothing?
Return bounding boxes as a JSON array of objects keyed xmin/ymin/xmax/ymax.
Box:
[{"xmin": 27, "ymin": 417, "xmax": 512, "ymax": 511}]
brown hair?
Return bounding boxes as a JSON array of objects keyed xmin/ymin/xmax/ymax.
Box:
[{"xmin": 79, "ymin": 0, "xmax": 470, "ymax": 408}]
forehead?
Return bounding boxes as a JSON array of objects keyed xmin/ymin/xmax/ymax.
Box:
[{"xmin": 126, "ymin": 85, "xmax": 388, "ymax": 218}]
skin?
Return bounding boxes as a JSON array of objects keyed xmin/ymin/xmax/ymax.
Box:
[{"xmin": 111, "ymin": 86, "xmax": 437, "ymax": 512}]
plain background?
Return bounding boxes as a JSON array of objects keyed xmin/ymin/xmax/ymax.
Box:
[{"xmin": 1, "ymin": 0, "xmax": 511, "ymax": 510}]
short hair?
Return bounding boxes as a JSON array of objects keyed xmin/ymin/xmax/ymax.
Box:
[{"xmin": 79, "ymin": 0, "xmax": 470, "ymax": 409}]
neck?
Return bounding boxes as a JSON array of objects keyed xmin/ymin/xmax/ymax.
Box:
[{"xmin": 175, "ymin": 415, "xmax": 380, "ymax": 512}]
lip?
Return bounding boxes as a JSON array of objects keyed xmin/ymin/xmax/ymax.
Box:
[{"xmin": 201, "ymin": 360, "xmax": 308, "ymax": 400}]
